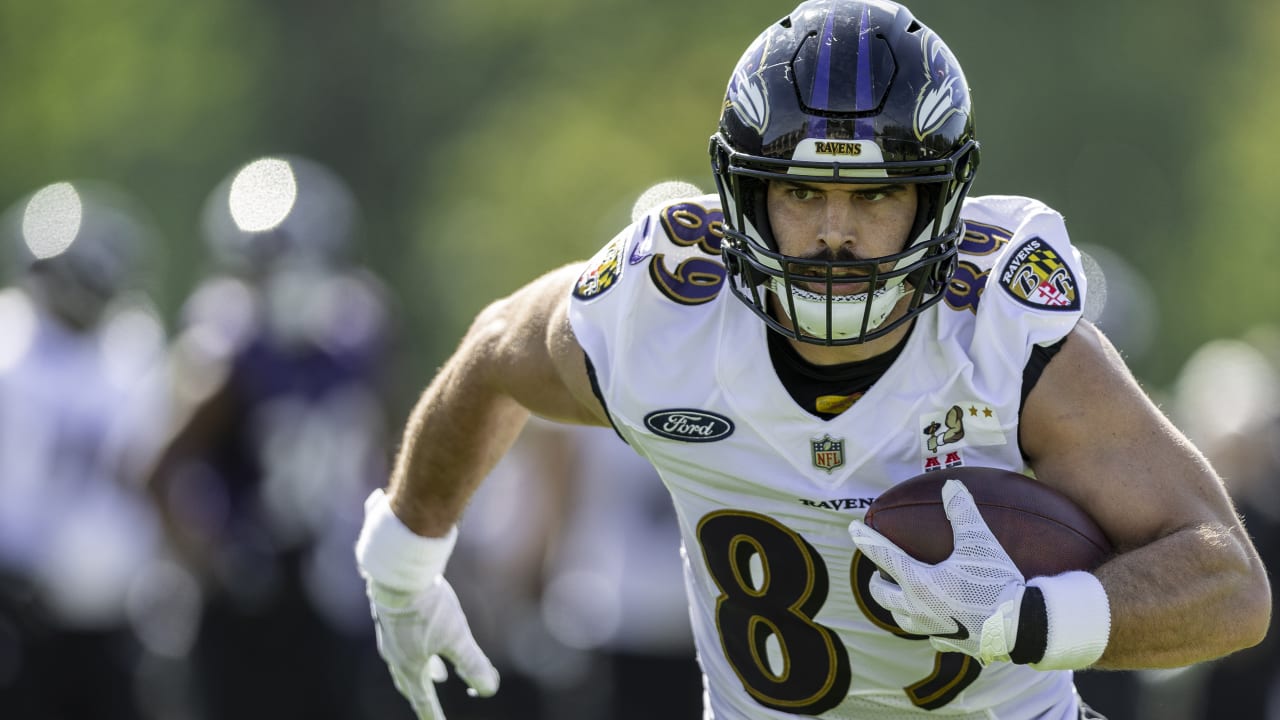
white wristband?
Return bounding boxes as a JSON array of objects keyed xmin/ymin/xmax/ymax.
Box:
[
  {"xmin": 1027, "ymin": 571, "xmax": 1111, "ymax": 670},
  {"xmin": 354, "ymin": 488, "xmax": 457, "ymax": 593}
]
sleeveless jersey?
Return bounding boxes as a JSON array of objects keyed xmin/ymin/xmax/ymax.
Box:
[{"xmin": 568, "ymin": 193, "xmax": 1089, "ymax": 719}]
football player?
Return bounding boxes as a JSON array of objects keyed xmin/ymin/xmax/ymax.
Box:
[
  {"xmin": 0, "ymin": 180, "xmax": 175, "ymax": 719},
  {"xmin": 356, "ymin": 1, "xmax": 1271, "ymax": 718},
  {"xmin": 147, "ymin": 155, "xmax": 397, "ymax": 719}
]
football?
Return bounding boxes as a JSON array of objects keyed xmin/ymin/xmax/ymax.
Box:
[{"xmin": 863, "ymin": 466, "xmax": 1112, "ymax": 578}]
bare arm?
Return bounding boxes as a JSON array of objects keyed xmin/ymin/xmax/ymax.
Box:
[
  {"xmin": 386, "ymin": 263, "xmax": 609, "ymax": 537},
  {"xmin": 1021, "ymin": 319, "xmax": 1271, "ymax": 668}
]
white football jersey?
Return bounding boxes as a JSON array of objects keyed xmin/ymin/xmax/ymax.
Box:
[
  {"xmin": 0, "ymin": 289, "xmax": 169, "ymax": 629},
  {"xmin": 568, "ymin": 193, "xmax": 1089, "ymax": 719}
]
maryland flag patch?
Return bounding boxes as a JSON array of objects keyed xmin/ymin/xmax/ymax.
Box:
[
  {"xmin": 573, "ymin": 235, "xmax": 626, "ymax": 301},
  {"xmin": 998, "ymin": 237, "xmax": 1080, "ymax": 311}
]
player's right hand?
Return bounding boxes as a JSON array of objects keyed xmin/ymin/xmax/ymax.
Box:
[
  {"xmin": 365, "ymin": 575, "xmax": 500, "ymax": 719},
  {"xmin": 356, "ymin": 488, "xmax": 499, "ymax": 720},
  {"xmin": 848, "ymin": 479, "xmax": 1026, "ymax": 664}
]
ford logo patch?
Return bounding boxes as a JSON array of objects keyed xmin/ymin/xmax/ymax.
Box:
[{"xmin": 644, "ymin": 409, "xmax": 734, "ymax": 443}]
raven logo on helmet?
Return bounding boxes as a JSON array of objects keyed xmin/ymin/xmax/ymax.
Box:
[
  {"xmin": 725, "ymin": 38, "xmax": 771, "ymax": 134},
  {"xmin": 914, "ymin": 30, "xmax": 968, "ymax": 141}
]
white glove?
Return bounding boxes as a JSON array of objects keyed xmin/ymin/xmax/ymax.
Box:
[
  {"xmin": 356, "ymin": 489, "xmax": 499, "ymax": 719},
  {"xmin": 848, "ymin": 479, "xmax": 1026, "ymax": 664}
]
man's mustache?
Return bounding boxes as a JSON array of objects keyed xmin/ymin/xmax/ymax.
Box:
[{"xmin": 795, "ymin": 246, "xmax": 866, "ymax": 263}]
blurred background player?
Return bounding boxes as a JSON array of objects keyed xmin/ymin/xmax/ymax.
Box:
[
  {"xmin": 444, "ymin": 419, "xmax": 701, "ymax": 720},
  {"xmin": 536, "ymin": 422, "xmax": 703, "ymax": 719},
  {"xmin": 1154, "ymin": 332, "xmax": 1280, "ymax": 720},
  {"xmin": 441, "ymin": 182, "xmax": 704, "ymax": 720},
  {"xmin": 145, "ymin": 155, "xmax": 403, "ymax": 719},
  {"xmin": 0, "ymin": 180, "xmax": 195, "ymax": 719},
  {"xmin": 536, "ymin": 182, "xmax": 707, "ymax": 720}
]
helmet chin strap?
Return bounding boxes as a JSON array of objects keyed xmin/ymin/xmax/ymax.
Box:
[
  {"xmin": 770, "ymin": 273, "xmax": 908, "ymax": 340},
  {"xmin": 765, "ymin": 231, "xmax": 931, "ymax": 341}
]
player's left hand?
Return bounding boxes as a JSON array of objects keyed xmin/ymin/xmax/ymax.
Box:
[{"xmin": 848, "ymin": 479, "xmax": 1026, "ymax": 664}]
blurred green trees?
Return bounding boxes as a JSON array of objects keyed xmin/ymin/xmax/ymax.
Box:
[{"xmin": 1, "ymin": 0, "xmax": 1275, "ymax": 406}]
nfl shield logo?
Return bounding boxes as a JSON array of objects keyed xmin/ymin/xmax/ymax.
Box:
[{"xmin": 811, "ymin": 435, "xmax": 845, "ymax": 474}]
